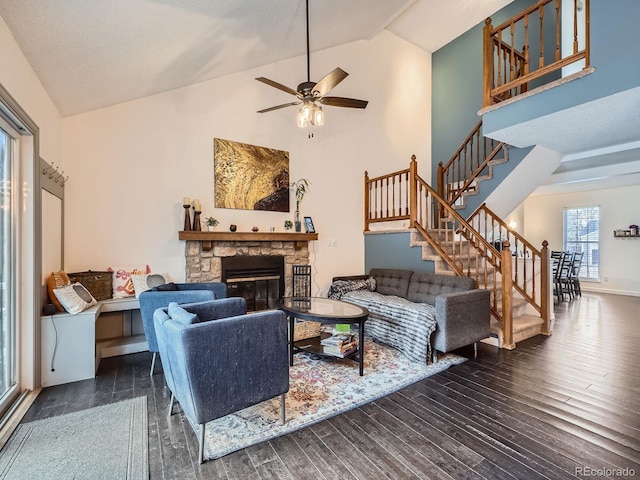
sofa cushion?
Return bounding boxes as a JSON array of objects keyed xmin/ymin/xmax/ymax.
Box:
[
  {"xmin": 407, "ymin": 272, "xmax": 476, "ymax": 305},
  {"xmin": 168, "ymin": 302, "xmax": 199, "ymax": 325},
  {"xmin": 369, "ymin": 268, "xmax": 413, "ymax": 298}
]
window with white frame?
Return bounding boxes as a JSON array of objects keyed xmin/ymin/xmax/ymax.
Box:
[{"xmin": 563, "ymin": 206, "xmax": 599, "ymax": 280}]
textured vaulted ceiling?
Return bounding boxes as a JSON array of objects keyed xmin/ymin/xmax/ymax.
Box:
[{"xmin": 0, "ymin": 0, "xmax": 514, "ymax": 117}]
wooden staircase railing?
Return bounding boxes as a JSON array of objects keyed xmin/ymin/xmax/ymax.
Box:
[
  {"xmin": 363, "ymin": 161, "xmax": 413, "ymax": 230},
  {"xmin": 365, "ymin": 156, "xmax": 553, "ymax": 348},
  {"xmin": 483, "ymin": 0, "xmax": 590, "ymax": 107},
  {"xmin": 467, "ymin": 203, "xmax": 551, "ymax": 335},
  {"xmin": 365, "ymin": 156, "xmax": 517, "ymax": 348},
  {"xmin": 437, "ymin": 120, "xmax": 506, "ymax": 207}
]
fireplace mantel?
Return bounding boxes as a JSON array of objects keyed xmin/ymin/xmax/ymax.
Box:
[{"xmin": 178, "ymin": 231, "xmax": 318, "ymax": 251}]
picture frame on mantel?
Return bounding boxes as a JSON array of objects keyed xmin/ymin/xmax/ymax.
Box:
[{"xmin": 304, "ymin": 216, "xmax": 315, "ymax": 233}]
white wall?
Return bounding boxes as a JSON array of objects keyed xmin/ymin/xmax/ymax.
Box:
[
  {"xmin": 0, "ymin": 18, "xmax": 62, "ymax": 165},
  {"xmin": 524, "ymin": 184, "xmax": 640, "ymax": 296},
  {"xmin": 0, "ymin": 15, "xmax": 63, "ymax": 389},
  {"xmin": 62, "ymin": 31, "xmax": 431, "ymax": 294}
]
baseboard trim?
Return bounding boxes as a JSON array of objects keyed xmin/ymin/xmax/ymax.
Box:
[{"xmin": 581, "ymin": 287, "xmax": 640, "ymax": 297}]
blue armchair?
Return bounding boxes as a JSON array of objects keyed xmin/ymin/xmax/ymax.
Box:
[
  {"xmin": 138, "ymin": 281, "xmax": 226, "ymax": 376},
  {"xmin": 154, "ymin": 299, "xmax": 289, "ymax": 463}
]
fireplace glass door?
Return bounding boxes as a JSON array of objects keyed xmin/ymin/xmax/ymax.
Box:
[{"xmin": 227, "ymin": 275, "xmax": 280, "ymax": 311}]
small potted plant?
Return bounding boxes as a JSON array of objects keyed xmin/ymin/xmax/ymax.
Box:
[
  {"xmin": 290, "ymin": 178, "xmax": 310, "ymax": 232},
  {"xmin": 205, "ymin": 217, "xmax": 219, "ymax": 231},
  {"xmin": 284, "ymin": 220, "xmax": 293, "ymax": 231}
]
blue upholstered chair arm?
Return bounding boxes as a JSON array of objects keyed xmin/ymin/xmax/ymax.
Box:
[
  {"xmin": 178, "ymin": 297, "xmax": 247, "ymax": 320},
  {"xmin": 161, "ymin": 309, "xmax": 289, "ymax": 425},
  {"xmin": 174, "ymin": 282, "xmax": 227, "ymax": 299},
  {"xmin": 153, "ymin": 308, "xmax": 177, "ymax": 393},
  {"xmin": 139, "ymin": 290, "xmax": 216, "ymax": 352}
]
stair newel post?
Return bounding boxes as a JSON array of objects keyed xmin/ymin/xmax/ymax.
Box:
[
  {"xmin": 364, "ymin": 170, "xmax": 370, "ymax": 232},
  {"xmin": 501, "ymin": 240, "xmax": 515, "ymax": 349},
  {"xmin": 540, "ymin": 240, "xmax": 551, "ymax": 335},
  {"xmin": 437, "ymin": 161, "xmax": 444, "ymax": 220},
  {"xmin": 483, "ymin": 17, "xmax": 494, "ymax": 107},
  {"xmin": 584, "ymin": 0, "xmax": 590, "ymax": 69},
  {"xmin": 409, "ymin": 155, "xmax": 418, "ymax": 228}
]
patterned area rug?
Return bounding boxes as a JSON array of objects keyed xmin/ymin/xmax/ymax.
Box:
[{"xmin": 197, "ymin": 339, "xmax": 465, "ymax": 460}]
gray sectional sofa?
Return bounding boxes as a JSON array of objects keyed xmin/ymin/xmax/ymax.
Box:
[{"xmin": 330, "ymin": 268, "xmax": 491, "ymax": 364}]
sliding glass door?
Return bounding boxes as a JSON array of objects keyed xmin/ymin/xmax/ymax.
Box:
[{"xmin": 0, "ymin": 120, "xmax": 19, "ymax": 416}]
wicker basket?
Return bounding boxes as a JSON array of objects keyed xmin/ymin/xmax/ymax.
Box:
[
  {"xmin": 68, "ymin": 270, "xmax": 113, "ymax": 301},
  {"xmin": 293, "ymin": 320, "xmax": 322, "ymax": 341}
]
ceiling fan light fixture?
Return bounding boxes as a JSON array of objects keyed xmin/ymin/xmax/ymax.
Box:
[
  {"xmin": 256, "ymin": 0, "xmax": 367, "ymax": 131},
  {"xmin": 301, "ymin": 101, "xmax": 313, "ymax": 121},
  {"xmin": 312, "ymin": 105, "xmax": 324, "ymax": 126},
  {"xmin": 297, "ymin": 107, "xmax": 308, "ymax": 128}
]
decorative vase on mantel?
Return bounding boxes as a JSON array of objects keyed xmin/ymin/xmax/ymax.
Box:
[
  {"xmin": 291, "ymin": 179, "xmax": 309, "ymax": 233},
  {"xmin": 294, "ymin": 208, "xmax": 301, "ymax": 232}
]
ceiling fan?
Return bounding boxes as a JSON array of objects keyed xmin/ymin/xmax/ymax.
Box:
[{"xmin": 255, "ymin": 0, "xmax": 368, "ymax": 128}]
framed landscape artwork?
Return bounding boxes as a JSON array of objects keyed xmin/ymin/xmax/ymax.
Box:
[{"xmin": 214, "ymin": 138, "xmax": 290, "ymax": 212}]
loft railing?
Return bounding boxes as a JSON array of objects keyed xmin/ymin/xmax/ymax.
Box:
[
  {"xmin": 466, "ymin": 203, "xmax": 551, "ymax": 335},
  {"xmin": 483, "ymin": 0, "xmax": 590, "ymax": 107},
  {"xmin": 436, "ymin": 120, "xmax": 507, "ymax": 207}
]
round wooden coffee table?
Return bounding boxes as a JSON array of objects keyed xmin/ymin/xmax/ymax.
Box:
[{"xmin": 278, "ymin": 297, "xmax": 369, "ymax": 376}]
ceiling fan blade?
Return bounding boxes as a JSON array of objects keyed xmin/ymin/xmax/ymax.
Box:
[
  {"xmin": 255, "ymin": 77, "xmax": 300, "ymax": 97},
  {"xmin": 257, "ymin": 101, "xmax": 301, "ymax": 113},
  {"xmin": 318, "ymin": 96, "xmax": 368, "ymax": 109},
  {"xmin": 312, "ymin": 68, "xmax": 349, "ymax": 97}
]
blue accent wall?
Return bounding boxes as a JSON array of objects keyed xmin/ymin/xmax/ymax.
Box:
[
  {"xmin": 483, "ymin": 0, "xmax": 640, "ymax": 136},
  {"xmin": 364, "ymin": 232, "xmax": 434, "ymax": 274},
  {"xmin": 454, "ymin": 146, "xmax": 534, "ymax": 218},
  {"xmin": 431, "ymin": 0, "xmax": 538, "ymax": 181}
]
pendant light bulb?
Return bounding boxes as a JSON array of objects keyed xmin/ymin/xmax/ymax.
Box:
[
  {"xmin": 297, "ymin": 107, "xmax": 308, "ymax": 128},
  {"xmin": 312, "ymin": 105, "xmax": 324, "ymax": 126}
]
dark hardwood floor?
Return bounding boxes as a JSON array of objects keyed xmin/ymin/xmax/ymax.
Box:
[{"xmin": 22, "ymin": 292, "xmax": 640, "ymax": 479}]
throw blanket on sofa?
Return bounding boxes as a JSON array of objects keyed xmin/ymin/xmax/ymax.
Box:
[{"xmin": 341, "ymin": 290, "xmax": 436, "ymax": 364}]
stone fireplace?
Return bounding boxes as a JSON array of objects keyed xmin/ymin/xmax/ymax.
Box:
[{"xmin": 182, "ymin": 233, "xmax": 314, "ymax": 301}]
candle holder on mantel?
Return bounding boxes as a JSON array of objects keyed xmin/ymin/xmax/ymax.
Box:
[
  {"xmin": 183, "ymin": 204, "xmax": 192, "ymax": 231},
  {"xmin": 192, "ymin": 209, "xmax": 202, "ymax": 231}
]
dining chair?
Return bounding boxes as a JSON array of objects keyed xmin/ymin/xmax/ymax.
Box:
[
  {"xmin": 553, "ymin": 252, "xmax": 574, "ymax": 302},
  {"xmin": 569, "ymin": 251, "xmax": 584, "ymax": 297}
]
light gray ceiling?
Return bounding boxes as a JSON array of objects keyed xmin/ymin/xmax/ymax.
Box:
[
  {"xmin": 0, "ymin": 0, "xmax": 513, "ymax": 116},
  {"xmin": 487, "ymin": 85, "xmax": 640, "ymax": 195},
  {"xmin": 1, "ymin": 0, "xmax": 637, "ymax": 193}
]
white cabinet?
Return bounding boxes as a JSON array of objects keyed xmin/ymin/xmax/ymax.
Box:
[
  {"xmin": 40, "ymin": 297, "xmax": 148, "ymax": 387},
  {"xmin": 41, "ymin": 305, "xmax": 100, "ymax": 387}
]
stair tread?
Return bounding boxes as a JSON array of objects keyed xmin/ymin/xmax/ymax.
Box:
[{"xmin": 490, "ymin": 314, "xmax": 543, "ymax": 333}]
